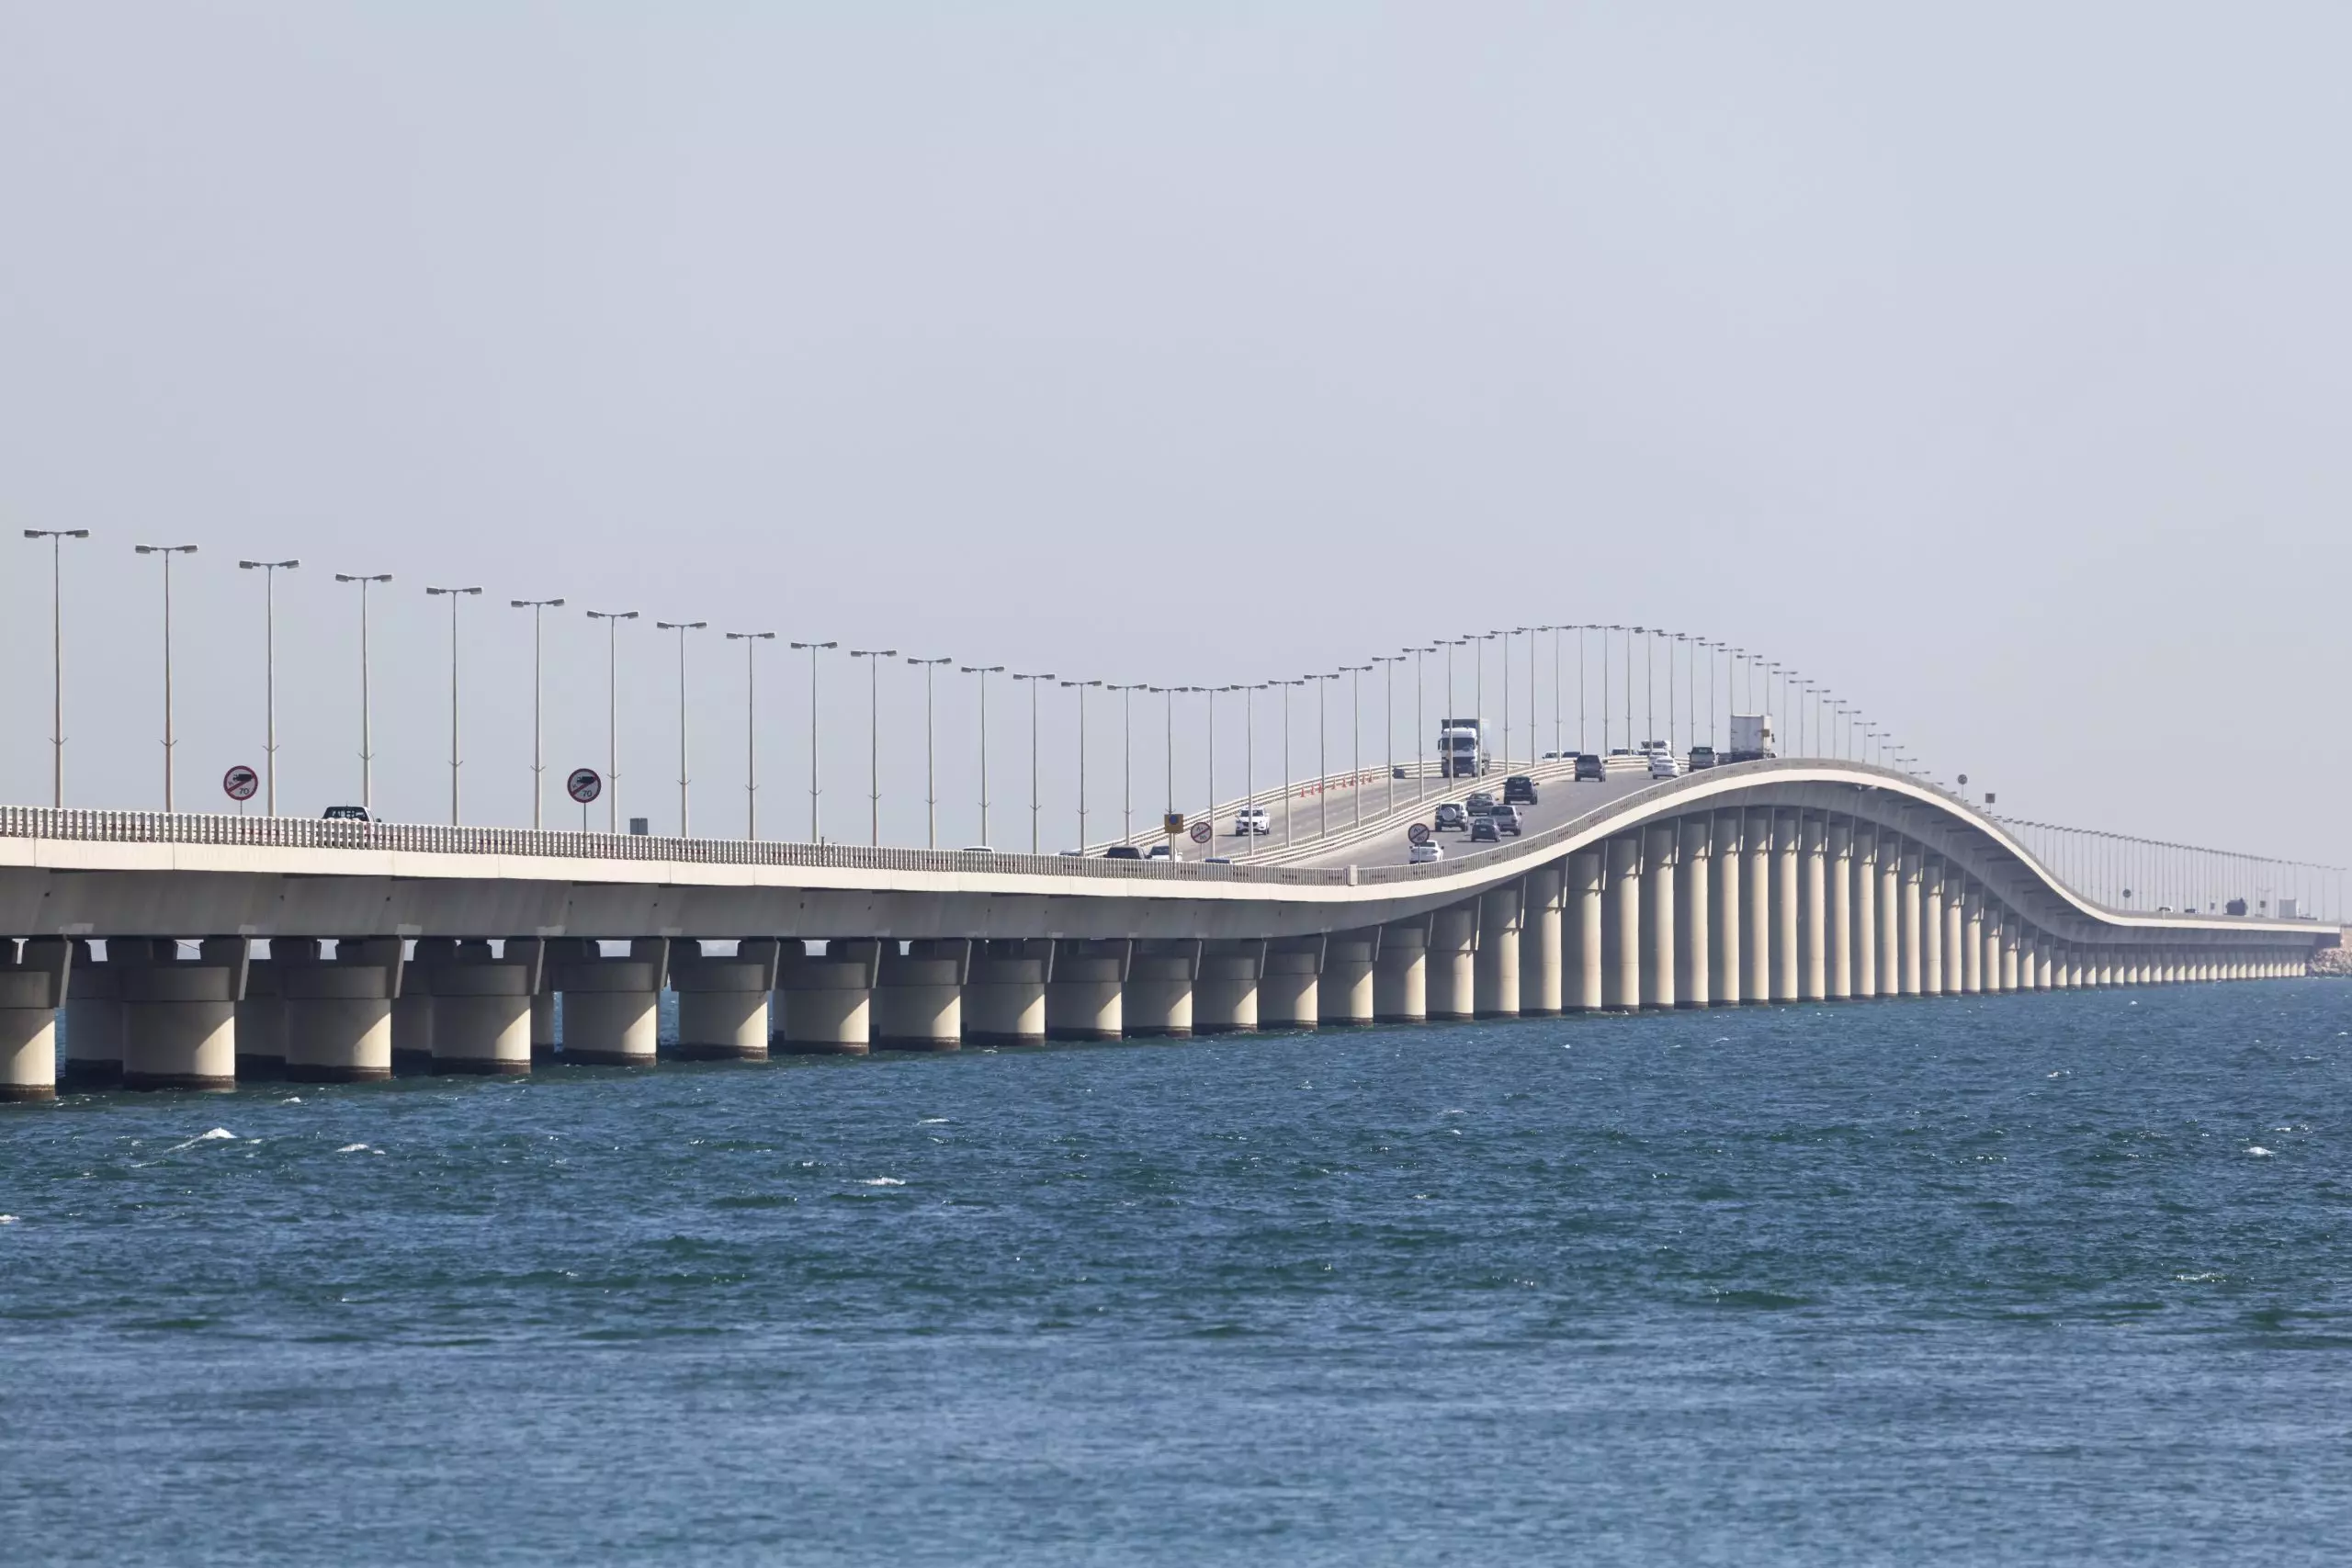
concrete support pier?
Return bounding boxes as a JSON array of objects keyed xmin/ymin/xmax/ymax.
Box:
[
  {"xmin": 121, "ymin": 937, "xmax": 247, "ymax": 1091},
  {"xmin": 1521, "ymin": 865, "xmax": 1565, "ymax": 1017},
  {"xmin": 1603, "ymin": 836, "xmax": 1641, "ymax": 1011},
  {"xmin": 1046, "ymin": 939, "xmax": 1128, "ymax": 1041},
  {"xmin": 1568, "ymin": 851, "xmax": 1605, "ymax": 1012},
  {"xmin": 674, "ymin": 939, "xmax": 783, "ymax": 1058},
  {"xmin": 965, "ymin": 940, "xmax": 1049, "ymax": 1044},
  {"xmin": 1744, "ymin": 808, "xmax": 1772, "ymax": 1004},
  {"xmin": 1826, "ymin": 822, "xmax": 1853, "ymax": 1000},
  {"xmin": 1426, "ymin": 905, "xmax": 1477, "ymax": 1021},
  {"xmin": 1877, "ymin": 840, "xmax": 1903, "ymax": 1001},
  {"xmin": 429, "ymin": 939, "xmax": 536, "ymax": 1075},
  {"xmin": 63, "ymin": 939, "xmax": 126, "ymax": 1088},
  {"xmin": 1770, "ymin": 811, "xmax": 1800, "ymax": 1003},
  {"xmin": 1264, "ymin": 937, "xmax": 1325, "ymax": 1029},
  {"xmin": 1640, "ymin": 826, "xmax": 1676, "ymax": 1010},
  {"xmin": 1921, "ymin": 861, "xmax": 1947, "ymax": 996},
  {"xmin": 281, "ymin": 938, "xmax": 400, "ymax": 1082},
  {"xmin": 780, "ymin": 939, "xmax": 878, "ymax": 1054},
  {"xmin": 1851, "ymin": 829, "xmax": 1879, "ymax": 998},
  {"xmin": 557, "ymin": 937, "xmax": 669, "ymax": 1065},
  {"xmin": 1374, "ymin": 920, "xmax": 1429, "ymax": 1023},
  {"xmin": 0, "ymin": 938, "xmax": 71, "ymax": 1101},
  {"xmin": 392, "ymin": 936, "xmax": 451, "ymax": 1071},
  {"xmin": 237, "ymin": 941, "xmax": 302, "ymax": 1080},
  {"xmin": 869, "ymin": 939, "xmax": 961, "ymax": 1052},
  {"xmin": 1797, "ymin": 815, "xmax": 1826, "ymax": 1003},
  {"xmin": 1125, "ymin": 941, "xmax": 1199, "ymax": 1038},
  {"xmin": 1677, "ymin": 819, "xmax": 1712, "ymax": 1009},
  {"xmin": 1475, "ymin": 886, "xmax": 1521, "ymax": 1019},
  {"xmin": 1197, "ymin": 941, "xmax": 1263, "ymax": 1034},
  {"xmin": 1320, "ymin": 931, "xmax": 1377, "ymax": 1026},
  {"xmin": 1709, "ymin": 817, "xmax": 1742, "ymax": 1008}
]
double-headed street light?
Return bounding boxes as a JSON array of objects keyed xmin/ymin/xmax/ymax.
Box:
[
  {"xmin": 849, "ymin": 649, "xmax": 896, "ymax": 847},
  {"xmin": 584, "ymin": 610, "xmax": 638, "ymax": 831},
  {"xmin": 25, "ymin": 528, "xmax": 90, "ymax": 807},
  {"xmin": 134, "ymin": 544, "xmax": 199, "ymax": 811},
  {"xmin": 1012, "ymin": 671, "xmax": 1056, "ymax": 853},
  {"xmin": 908, "ymin": 656, "xmax": 954, "ymax": 848},
  {"xmin": 731, "ymin": 632, "xmax": 779, "ymax": 840},
  {"xmin": 1105, "ymin": 682, "xmax": 1145, "ymax": 842},
  {"xmin": 790, "ymin": 640, "xmax": 838, "ymax": 842},
  {"xmin": 424, "ymin": 586, "xmax": 483, "ymax": 825},
  {"xmin": 658, "ymin": 620, "xmax": 708, "ymax": 836},
  {"xmin": 1342, "ymin": 663, "xmax": 1372, "ymax": 826},
  {"xmin": 1060, "ymin": 678, "xmax": 1102, "ymax": 850},
  {"xmin": 508, "ymin": 596, "xmax": 565, "ymax": 828},
  {"xmin": 336, "ymin": 574, "xmax": 394, "ymax": 812},
  {"xmin": 239, "ymin": 559, "xmax": 301, "ymax": 815},
  {"xmin": 960, "ymin": 664, "xmax": 1005, "ymax": 846}
]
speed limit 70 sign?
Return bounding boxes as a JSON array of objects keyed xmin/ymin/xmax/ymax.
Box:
[
  {"xmin": 221, "ymin": 764, "xmax": 259, "ymax": 803},
  {"xmin": 567, "ymin": 768, "xmax": 603, "ymax": 805}
]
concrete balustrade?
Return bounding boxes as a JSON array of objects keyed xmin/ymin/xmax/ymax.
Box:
[
  {"xmin": 1197, "ymin": 940, "xmax": 1264, "ymax": 1033},
  {"xmin": 0, "ymin": 938, "xmax": 71, "ymax": 1101},
  {"xmin": 1125, "ymin": 940, "xmax": 1200, "ymax": 1038},
  {"xmin": 280, "ymin": 937, "xmax": 400, "ymax": 1082},
  {"xmin": 1319, "ymin": 931, "xmax": 1377, "ymax": 1025},
  {"xmin": 120, "ymin": 937, "xmax": 247, "ymax": 1091},
  {"xmin": 64, "ymin": 937, "xmax": 129, "ymax": 1087},
  {"xmin": 1476, "ymin": 886, "xmax": 1521, "ymax": 1018},
  {"xmin": 1046, "ymin": 939, "xmax": 1128, "ymax": 1041},
  {"xmin": 965, "ymin": 939, "xmax": 1049, "ymax": 1044},
  {"xmin": 779, "ymin": 939, "xmax": 877, "ymax": 1054},
  {"xmin": 872, "ymin": 939, "xmax": 963, "ymax": 1052},
  {"xmin": 556, "ymin": 937, "xmax": 669, "ymax": 1065},
  {"xmin": 1374, "ymin": 919, "xmax": 1428, "ymax": 1023}
]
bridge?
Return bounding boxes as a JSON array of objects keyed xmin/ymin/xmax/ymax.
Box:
[{"xmin": 0, "ymin": 758, "xmax": 2333, "ymax": 1098}]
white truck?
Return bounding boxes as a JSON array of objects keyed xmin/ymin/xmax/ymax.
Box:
[
  {"xmin": 1726, "ymin": 713, "xmax": 1775, "ymax": 762},
  {"xmin": 1438, "ymin": 718, "xmax": 1488, "ymax": 778}
]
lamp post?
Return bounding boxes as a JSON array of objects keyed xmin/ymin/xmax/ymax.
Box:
[
  {"xmin": 657, "ymin": 619, "xmax": 707, "ymax": 836},
  {"xmin": 1061, "ymin": 678, "xmax": 1102, "ymax": 849},
  {"xmin": 790, "ymin": 640, "xmax": 838, "ymax": 842},
  {"xmin": 1487, "ymin": 629, "xmax": 1508, "ymax": 774},
  {"xmin": 1012, "ymin": 671, "xmax": 1056, "ymax": 853},
  {"xmin": 1107, "ymin": 682, "xmax": 1143, "ymax": 842},
  {"xmin": 731, "ymin": 632, "xmax": 780, "ymax": 839},
  {"xmin": 848, "ymin": 649, "xmax": 895, "ymax": 846},
  {"xmin": 134, "ymin": 544, "xmax": 199, "ymax": 811},
  {"xmin": 908, "ymin": 656, "xmax": 953, "ymax": 848},
  {"xmin": 421, "ymin": 584, "xmax": 481, "ymax": 825},
  {"xmin": 22, "ymin": 528, "xmax": 89, "ymax": 807},
  {"xmin": 507, "ymin": 595, "xmax": 565, "ymax": 828},
  {"xmin": 1167, "ymin": 685, "xmax": 1204, "ymax": 854},
  {"xmin": 1278, "ymin": 678, "xmax": 1304, "ymax": 850},
  {"xmin": 1343, "ymin": 663, "xmax": 1371, "ymax": 826},
  {"xmin": 1212, "ymin": 684, "xmax": 1239, "ymax": 850},
  {"xmin": 1240, "ymin": 682, "xmax": 1268, "ymax": 858},
  {"xmin": 1312, "ymin": 671, "xmax": 1340, "ymax": 838},
  {"xmin": 336, "ymin": 574, "xmax": 395, "ymax": 813},
  {"xmin": 583, "ymin": 610, "xmax": 638, "ymax": 831},
  {"xmin": 960, "ymin": 663, "xmax": 1004, "ymax": 846},
  {"xmin": 238, "ymin": 558, "xmax": 301, "ymax": 814},
  {"xmin": 1410, "ymin": 646, "xmax": 1433, "ymax": 801},
  {"xmin": 1440, "ymin": 637, "xmax": 1468, "ymax": 776},
  {"xmin": 1601, "ymin": 626, "xmax": 1620, "ymax": 754},
  {"xmin": 1373, "ymin": 654, "xmax": 1403, "ymax": 815}
]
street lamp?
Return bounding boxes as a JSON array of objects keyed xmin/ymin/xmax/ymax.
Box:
[
  {"xmin": 1061, "ymin": 678, "xmax": 1102, "ymax": 850},
  {"xmin": 731, "ymin": 632, "xmax": 780, "ymax": 840},
  {"xmin": 1239, "ymin": 682, "xmax": 1269, "ymax": 858},
  {"xmin": 335, "ymin": 574, "xmax": 395, "ymax": 813},
  {"xmin": 25, "ymin": 528, "xmax": 90, "ymax": 807},
  {"xmin": 1486, "ymin": 630, "xmax": 1508, "ymax": 774},
  {"xmin": 849, "ymin": 649, "xmax": 896, "ymax": 846},
  {"xmin": 657, "ymin": 620, "xmax": 708, "ymax": 835},
  {"xmin": 1343, "ymin": 663, "xmax": 1372, "ymax": 826},
  {"xmin": 908, "ymin": 656, "xmax": 954, "ymax": 848},
  {"xmin": 583, "ymin": 610, "xmax": 638, "ymax": 831},
  {"xmin": 790, "ymin": 640, "xmax": 838, "ymax": 842},
  {"xmin": 1106, "ymin": 682, "xmax": 1145, "ymax": 843},
  {"xmin": 960, "ymin": 664, "xmax": 1004, "ymax": 845},
  {"xmin": 237, "ymin": 558, "xmax": 303, "ymax": 815},
  {"xmin": 1372, "ymin": 655, "xmax": 1404, "ymax": 815},
  {"xmin": 1012, "ymin": 671, "xmax": 1057, "ymax": 853},
  {"xmin": 134, "ymin": 544, "xmax": 198, "ymax": 810},
  {"xmin": 1409, "ymin": 646, "xmax": 1434, "ymax": 801},
  {"xmin": 507, "ymin": 595, "xmax": 565, "ymax": 829},
  {"xmin": 424, "ymin": 586, "xmax": 484, "ymax": 824},
  {"xmin": 1278, "ymin": 678, "xmax": 1305, "ymax": 850}
]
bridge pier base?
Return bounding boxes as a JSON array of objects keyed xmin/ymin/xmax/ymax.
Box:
[
  {"xmin": 874, "ymin": 940, "xmax": 962, "ymax": 1051},
  {"xmin": 557, "ymin": 938, "xmax": 667, "ymax": 1066},
  {"xmin": 1826, "ymin": 822, "xmax": 1853, "ymax": 1000},
  {"xmin": 673, "ymin": 940, "xmax": 779, "ymax": 1059},
  {"xmin": 63, "ymin": 939, "xmax": 125, "ymax": 1087},
  {"xmin": 1921, "ymin": 860, "xmax": 1946, "ymax": 996},
  {"xmin": 281, "ymin": 939, "xmax": 398, "ymax": 1082},
  {"xmin": 1707, "ymin": 825, "xmax": 1740, "ymax": 1007},
  {"xmin": 1521, "ymin": 863, "xmax": 1566, "ymax": 1015},
  {"xmin": 1046, "ymin": 940, "xmax": 1128, "ymax": 1041},
  {"xmin": 430, "ymin": 941, "xmax": 535, "ymax": 1074},
  {"xmin": 778, "ymin": 940, "xmax": 876, "ymax": 1055},
  {"xmin": 1476, "ymin": 886, "xmax": 1522, "ymax": 1018},
  {"xmin": 1675, "ymin": 823, "xmax": 1711, "ymax": 1009},
  {"xmin": 1319, "ymin": 932, "xmax": 1376, "ymax": 1025},
  {"xmin": 236, "ymin": 942, "xmax": 302, "ymax": 1079},
  {"xmin": 1374, "ymin": 919, "xmax": 1428, "ymax": 1022},
  {"xmin": 1798, "ymin": 816, "xmax": 1827, "ymax": 1003},
  {"xmin": 1428, "ymin": 904, "xmax": 1477, "ymax": 1021},
  {"xmin": 0, "ymin": 939, "xmax": 70, "ymax": 1101},
  {"xmin": 1850, "ymin": 829, "xmax": 1879, "ymax": 998},
  {"xmin": 1125, "ymin": 942, "xmax": 1198, "ymax": 1038},
  {"xmin": 1196, "ymin": 942, "xmax": 1261, "ymax": 1033},
  {"xmin": 1641, "ymin": 826, "xmax": 1676, "ymax": 1010},
  {"xmin": 1603, "ymin": 836, "xmax": 1641, "ymax": 1011},
  {"xmin": 392, "ymin": 937, "xmax": 450, "ymax": 1071},
  {"xmin": 965, "ymin": 941, "xmax": 1047, "ymax": 1044},
  {"xmin": 1262, "ymin": 939, "xmax": 1322, "ymax": 1029},
  {"xmin": 1744, "ymin": 808, "xmax": 1774, "ymax": 1003},
  {"xmin": 121, "ymin": 937, "xmax": 246, "ymax": 1092}
]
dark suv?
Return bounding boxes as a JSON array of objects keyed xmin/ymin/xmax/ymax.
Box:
[
  {"xmin": 1464, "ymin": 790, "xmax": 1497, "ymax": 815},
  {"xmin": 1469, "ymin": 815, "xmax": 1501, "ymax": 843},
  {"xmin": 1502, "ymin": 774, "xmax": 1537, "ymax": 806},
  {"xmin": 1574, "ymin": 754, "xmax": 1605, "ymax": 782},
  {"xmin": 1688, "ymin": 745, "xmax": 1718, "ymax": 771}
]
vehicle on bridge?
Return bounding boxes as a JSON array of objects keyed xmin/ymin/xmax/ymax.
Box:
[
  {"xmin": 1726, "ymin": 713, "xmax": 1776, "ymax": 762},
  {"xmin": 1469, "ymin": 816, "xmax": 1501, "ymax": 843},
  {"xmin": 1439, "ymin": 719, "xmax": 1488, "ymax": 778},
  {"xmin": 1488, "ymin": 804, "xmax": 1525, "ymax": 836},
  {"xmin": 1233, "ymin": 807, "xmax": 1270, "ymax": 835},
  {"xmin": 321, "ymin": 806, "xmax": 373, "ymax": 823},
  {"xmin": 1408, "ymin": 840, "xmax": 1444, "ymax": 864},
  {"xmin": 1503, "ymin": 774, "xmax": 1538, "ymax": 805},
  {"xmin": 1105, "ymin": 845, "xmax": 1144, "ymax": 860},
  {"xmin": 1688, "ymin": 745, "xmax": 1718, "ymax": 771},
  {"xmin": 1464, "ymin": 790, "xmax": 1497, "ymax": 817},
  {"xmin": 1648, "ymin": 751, "xmax": 1680, "ymax": 780},
  {"xmin": 1433, "ymin": 802, "xmax": 1467, "ymax": 832},
  {"xmin": 1575, "ymin": 754, "xmax": 1605, "ymax": 782}
]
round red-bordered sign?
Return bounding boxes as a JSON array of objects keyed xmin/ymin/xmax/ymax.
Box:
[
  {"xmin": 1408, "ymin": 821, "xmax": 1432, "ymax": 847},
  {"xmin": 222, "ymin": 764, "xmax": 259, "ymax": 802},
  {"xmin": 566, "ymin": 767, "xmax": 603, "ymax": 805}
]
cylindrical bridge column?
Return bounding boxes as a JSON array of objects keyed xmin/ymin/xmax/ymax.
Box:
[
  {"xmin": 1850, "ymin": 828, "xmax": 1880, "ymax": 998},
  {"xmin": 2000, "ymin": 925, "xmax": 2022, "ymax": 991},
  {"xmin": 1603, "ymin": 835, "xmax": 1642, "ymax": 1011},
  {"xmin": 1125, "ymin": 941, "xmax": 1199, "ymax": 1038},
  {"xmin": 556, "ymin": 938, "xmax": 669, "ymax": 1065},
  {"xmin": 282, "ymin": 938, "xmax": 400, "ymax": 1082},
  {"xmin": 1374, "ymin": 921, "xmax": 1426, "ymax": 1022},
  {"xmin": 1046, "ymin": 939, "xmax": 1128, "ymax": 1041},
  {"xmin": 1770, "ymin": 810, "xmax": 1800, "ymax": 1003},
  {"xmin": 965, "ymin": 940, "xmax": 1048, "ymax": 1043},
  {"xmin": 121, "ymin": 937, "xmax": 247, "ymax": 1091},
  {"xmin": 236, "ymin": 942, "xmax": 300, "ymax": 1080},
  {"xmin": 1642, "ymin": 824, "xmax": 1677, "ymax": 1010},
  {"xmin": 1521, "ymin": 865, "xmax": 1565, "ymax": 1017},
  {"xmin": 1797, "ymin": 814, "xmax": 1827, "ymax": 1002},
  {"xmin": 1920, "ymin": 860, "xmax": 1946, "ymax": 996},
  {"xmin": 1321, "ymin": 931, "xmax": 1377, "ymax": 1025},
  {"xmin": 1899, "ymin": 850, "xmax": 1924, "ymax": 998},
  {"xmin": 1962, "ymin": 891, "xmax": 1984, "ymax": 993},
  {"xmin": 1826, "ymin": 821, "xmax": 1852, "ymax": 1000},
  {"xmin": 1427, "ymin": 905, "xmax": 1478, "ymax": 1021},
  {"xmin": 1267, "ymin": 937, "xmax": 1323, "ymax": 1029},
  {"xmin": 0, "ymin": 939, "xmax": 71, "ymax": 1102},
  {"xmin": 1984, "ymin": 911, "xmax": 2007, "ymax": 992},
  {"xmin": 1475, "ymin": 886, "xmax": 1522, "ymax": 1018},
  {"xmin": 1877, "ymin": 836, "xmax": 1903, "ymax": 1001},
  {"xmin": 1944, "ymin": 880, "xmax": 1966, "ymax": 995},
  {"xmin": 677, "ymin": 939, "xmax": 783, "ymax": 1058},
  {"xmin": 1745, "ymin": 808, "xmax": 1773, "ymax": 1004},
  {"xmin": 781, "ymin": 939, "xmax": 880, "ymax": 1052},
  {"xmin": 1677, "ymin": 818, "xmax": 1712, "ymax": 1009},
  {"xmin": 1567, "ymin": 851, "xmax": 1605, "ymax": 1012},
  {"xmin": 428, "ymin": 939, "xmax": 535, "ymax": 1075},
  {"xmin": 2036, "ymin": 939, "xmax": 2055, "ymax": 990},
  {"xmin": 1198, "ymin": 941, "xmax": 1263, "ymax": 1033},
  {"xmin": 1710, "ymin": 814, "xmax": 1742, "ymax": 1007},
  {"xmin": 63, "ymin": 938, "xmax": 126, "ymax": 1088}
]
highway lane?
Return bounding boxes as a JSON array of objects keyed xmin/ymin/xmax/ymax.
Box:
[{"xmin": 1285, "ymin": 768, "xmax": 1660, "ymax": 869}]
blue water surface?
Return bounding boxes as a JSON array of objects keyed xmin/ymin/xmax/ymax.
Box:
[{"xmin": 4, "ymin": 982, "xmax": 2350, "ymax": 1564}]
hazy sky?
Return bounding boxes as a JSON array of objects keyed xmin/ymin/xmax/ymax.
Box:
[{"xmin": 3, "ymin": 5, "xmax": 2346, "ymax": 869}]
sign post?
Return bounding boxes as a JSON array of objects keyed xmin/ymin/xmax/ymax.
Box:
[
  {"xmin": 567, "ymin": 767, "xmax": 604, "ymax": 831},
  {"xmin": 222, "ymin": 764, "xmax": 259, "ymax": 815}
]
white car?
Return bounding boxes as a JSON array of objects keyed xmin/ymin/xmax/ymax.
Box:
[
  {"xmin": 1647, "ymin": 751, "xmax": 1680, "ymax": 780},
  {"xmin": 1409, "ymin": 840, "xmax": 1444, "ymax": 864},
  {"xmin": 1234, "ymin": 807, "xmax": 1271, "ymax": 835}
]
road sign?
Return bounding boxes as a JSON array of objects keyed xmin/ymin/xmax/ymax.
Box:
[
  {"xmin": 1164, "ymin": 812, "xmax": 1185, "ymax": 835},
  {"xmin": 221, "ymin": 765, "xmax": 259, "ymax": 803},
  {"xmin": 1408, "ymin": 821, "xmax": 1432, "ymax": 847},
  {"xmin": 1188, "ymin": 818, "xmax": 1212, "ymax": 844},
  {"xmin": 567, "ymin": 767, "xmax": 604, "ymax": 805}
]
